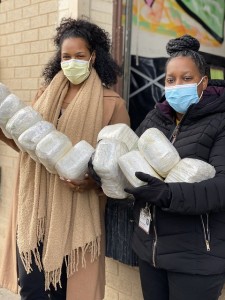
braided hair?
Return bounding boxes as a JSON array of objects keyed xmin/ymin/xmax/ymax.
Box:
[
  {"xmin": 165, "ymin": 34, "xmax": 207, "ymax": 76},
  {"xmin": 42, "ymin": 18, "xmax": 122, "ymax": 87}
]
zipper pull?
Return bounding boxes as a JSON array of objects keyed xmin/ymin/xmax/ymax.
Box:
[
  {"xmin": 205, "ymin": 240, "xmax": 210, "ymax": 251},
  {"xmin": 171, "ymin": 125, "xmax": 180, "ymax": 144}
]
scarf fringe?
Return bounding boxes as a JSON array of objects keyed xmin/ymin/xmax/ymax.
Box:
[
  {"xmin": 66, "ymin": 237, "xmax": 101, "ymax": 279},
  {"xmin": 20, "ymin": 247, "xmax": 42, "ymax": 274},
  {"xmin": 37, "ymin": 217, "xmax": 45, "ymax": 243},
  {"xmin": 45, "ymin": 267, "xmax": 62, "ymax": 291}
]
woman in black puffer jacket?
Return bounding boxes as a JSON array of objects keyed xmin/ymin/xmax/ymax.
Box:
[{"xmin": 126, "ymin": 35, "xmax": 225, "ymax": 300}]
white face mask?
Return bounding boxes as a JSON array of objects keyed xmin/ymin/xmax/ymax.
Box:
[{"xmin": 61, "ymin": 56, "xmax": 92, "ymax": 85}]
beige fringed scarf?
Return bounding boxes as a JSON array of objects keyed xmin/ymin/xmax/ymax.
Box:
[{"xmin": 17, "ymin": 69, "xmax": 104, "ymax": 289}]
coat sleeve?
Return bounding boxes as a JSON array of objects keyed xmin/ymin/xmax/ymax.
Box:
[
  {"xmin": 167, "ymin": 125, "xmax": 225, "ymax": 215},
  {"xmin": 109, "ymin": 97, "xmax": 130, "ymax": 126}
]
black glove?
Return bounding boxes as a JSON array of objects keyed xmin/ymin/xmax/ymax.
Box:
[
  {"xmin": 88, "ymin": 152, "xmax": 102, "ymax": 187},
  {"xmin": 124, "ymin": 172, "xmax": 171, "ymax": 208}
]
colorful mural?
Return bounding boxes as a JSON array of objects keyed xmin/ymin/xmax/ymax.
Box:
[
  {"xmin": 176, "ymin": 0, "xmax": 224, "ymax": 43},
  {"xmin": 133, "ymin": 0, "xmax": 225, "ymax": 47}
]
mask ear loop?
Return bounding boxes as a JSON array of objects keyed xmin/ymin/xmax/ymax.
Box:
[
  {"xmin": 197, "ymin": 76, "xmax": 206, "ymax": 100},
  {"xmin": 197, "ymin": 76, "xmax": 205, "ymax": 86},
  {"xmin": 88, "ymin": 53, "xmax": 94, "ymax": 71}
]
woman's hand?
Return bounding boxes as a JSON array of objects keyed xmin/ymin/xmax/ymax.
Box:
[{"xmin": 59, "ymin": 173, "xmax": 100, "ymax": 193}]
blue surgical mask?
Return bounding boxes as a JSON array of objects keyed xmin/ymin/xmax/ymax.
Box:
[{"xmin": 165, "ymin": 77, "xmax": 204, "ymax": 114}]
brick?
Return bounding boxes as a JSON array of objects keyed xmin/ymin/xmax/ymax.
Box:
[
  {"xmin": 38, "ymin": 51, "xmax": 54, "ymax": 65},
  {"xmin": 0, "ymin": 22, "xmax": 14, "ymax": 35},
  {"xmin": 91, "ymin": 0, "xmax": 113, "ymax": 14},
  {"xmin": 7, "ymin": 32, "xmax": 22, "ymax": 45},
  {"xmin": 22, "ymin": 28, "xmax": 39, "ymax": 42},
  {"xmin": 22, "ymin": 53, "xmax": 39, "ymax": 66},
  {"xmin": 30, "ymin": 14, "xmax": 48, "ymax": 29},
  {"xmin": 7, "ymin": 8, "xmax": 22, "ymax": 21},
  {"xmin": 39, "ymin": 26, "xmax": 55, "ymax": 40},
  {"xmin": 119, "ymin": 264, "xmax": 140, "ymax": 283},
  {"xmin": 0, "ymin": 45, "xmax": 14, "ymax": 57},
  {"xmin": 22, "ymin": 4, "xmax": 39, "ymax": 18},
  {"xmin": 0, "ymin": 13, "xmax": 7, "ymax": 24},
  {"xmin": 106, "ymin": 272, "xmax": 132, "ymax": 296},
  {"xmin": 30, "ymin": 65, "xmax": 42, "ymax": 78},
  {"xmin": 0, "ymin": 1, "xmax": 14, "ymax": 13},
  {"xmin": 14, "ymin": 43, "xmax": 31, "ymax": 55},
  {"xmin": 131, "ymin": 282, "xmax": 144, "ymax": 300},
  {"xmin": 104, "ymin": 286, "xmax": 119, "ymax": 300},
  {"xmin": 14, "ymin": 18, "xmax": 30, "ymax": 32},
  {"xmin": 106, "ymin": 258, "xmax": 119, "ymax": 275},
  {"xmin": 3, "ymin": 78, "xmax": 22, "ymax": 90},
  {"xmin": 39, "ymin": 0, "xmax": 58, "ymax": 15},
  {"xmin": 15, "ymin": 0, "xmax": 31, "ymax": 8},
  {"xmin": 8, "ymin": 56, "xmax": 23, "ymax": 67},
  {"xmin": 31, "ymin": 0, "xmax": 50, "ymax": 3},
  {"xmin": 15, "ymin": 67, "xmax": 30, "ymax": 78},
  {"xmin": 22, "ymin": 78, "xmax": 39, "ymax": 89},
  {"xmin": 31, "ymin": 40, "xmax": 48, "ymax": 53},
  {"xmin": 91, "ymin": 10, "xmax": 113, "ymax": 25},
  {"xmin": 15, "ymin": 90, "xmax": 33, "ymax": 102},
  {"xmin": 48, "ymin": 12, "xmax": 58, "ymax": 25},
  {"xmin": 0, "ymin": 68, "xmax": 14, "ymax": 79}
]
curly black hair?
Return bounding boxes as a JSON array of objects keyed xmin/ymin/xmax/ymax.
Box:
[
  {"xmin": 42, "ymin": 18, "xmax": 122, "ymax": 87},
  {"xmin": 165, "ymin": 34, "xmax": 207, "ymax": 76}
]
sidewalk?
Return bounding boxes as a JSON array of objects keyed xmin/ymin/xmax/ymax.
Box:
[{"xmin": 0, "ymin": 289, "xmax": 19, "ymax": 300}]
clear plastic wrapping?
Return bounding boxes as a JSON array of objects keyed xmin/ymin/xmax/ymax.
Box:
[
  {"xmin": 93, "ymin": 139, "xmax": 130, "ymax": 199},
  {"xmin": 0, "ymin": 94, "xmax": 26, "ymax": 138},
  {"xmin": 0, "ymin": 83, "xmax": 10, "ymax": 103},
  {"xmin": 97, "ymin": 123, "xmax": 139, "ymax": 151},
  {"xmin": 5, "ymin": 106, "xmax": 42, "ymax": 141},
  {"xmin": 35, "ymin": 130, "xmax": 72, "ymax": 174},
  {"xmin": 55, "ymin": 140, "xmax": 95, "ymax": 180},
  {"xmin": 138, "ymin": 127, "xmax": 180, "ymax": 177},
  {"xmin": 165, "ymin": 158, "xmax": 216, "ymax": 183},
  {"xmin": 118, "ymin": 150, "xmax": 162, "ymax": 187},
  {"xmin": 18, "ymin": 121, "xmax": 55, "ymax": 162}
]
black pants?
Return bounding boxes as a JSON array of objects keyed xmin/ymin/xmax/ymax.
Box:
[
  {"xmin": 139, "ymin": 258, "xmax": 225, "ymax": 300},
  {"xmin": 17, "ymin": 244, "xmax": 67, "ymax": 300}
]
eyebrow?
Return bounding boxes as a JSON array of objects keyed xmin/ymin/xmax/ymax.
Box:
[{"xmin": 62, "ymin": 51, "xmax": 86, "ymax": 55}]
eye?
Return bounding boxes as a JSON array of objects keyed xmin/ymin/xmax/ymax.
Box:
[
  {"xmin": 166, "ymin": 78, "xmax": 174, "ymax": 84},
  {"xmin": 62, "ymin": 55, "xmax": 71, "ymax": 60},
  {"xmin": 184, "ymin": 76, "xmax": 192, "ymax": 81}
]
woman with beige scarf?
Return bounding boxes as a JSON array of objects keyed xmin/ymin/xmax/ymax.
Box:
[{"xmin": 0, "ymin": 18, "xmax": 130, "ymax": 300}]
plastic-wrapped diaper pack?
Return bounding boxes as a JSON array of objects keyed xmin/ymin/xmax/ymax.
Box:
[
  {"xmin": 118, "ymin": 150, "xmax": 162, "ymax": 187},
  {"xmin": 35, "ymin": 131, "xmax": 73, "ymax": 174},
  {"xmin": 138, "ymin": 128, "xmax": 180, "ymax": 178},
  {"xmin": 0, "ymin": 83, "xmax": 10, "ymax": 103},
  {"xmin": 56, "ymin": 140, "xmax": 95, "ymax": 180},
  {"xmin": 18, "ymin": 121, "xmax": 55, "ymax": 162},
  {"xmin": 0, "ymin": 94, "xmax": 26, "ymax": 138},
  {"xmin": 93, "ymin": 139, "xmax": 130, "ymax": 199},
  {"xmin": 165, "ymin": 158, "xmax": 216, "ymax": 183},
  {"xmin": 97, "ymin": 123, "xmax": 139, "ymax": 151},
  {"xmin": 6, "ymin": 106, "xmax": 42, "ymax": 141}
]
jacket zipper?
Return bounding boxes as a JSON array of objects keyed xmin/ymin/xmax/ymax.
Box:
[
  {"xmin": 152, "ymin": 205, "xmax": 158, "ymax": 267},
  {"xmin": 170, "ymin": 124, "xmax": 180, "ymax": 144},
  {"xmin": 200, "ymin": 214, "xmax": 211, "ymax": 251}
]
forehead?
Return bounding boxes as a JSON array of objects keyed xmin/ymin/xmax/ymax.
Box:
[
  {"xmin": 166, "ymin": 56, "xmax": 200, "ymax": 75},
  {"xmin": 61, "ymin": 37, "xmax": 89, "ymax": 52}
]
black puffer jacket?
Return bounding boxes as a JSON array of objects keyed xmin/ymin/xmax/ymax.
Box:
[{"xmin": 132, "ymin": 80, "xmax": 225, "ymax": 275}]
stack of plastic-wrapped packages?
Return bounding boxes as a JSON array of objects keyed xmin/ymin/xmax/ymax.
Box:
[
  {"xmin": 0, "ymin": 83, "xmax": 95, "ymax": 180},
  {"xmin": 0, "ymin": 83, "xmax": 216, "ymax": 197},
  {"xmin": 92, "ymin": 124, "xmax": 139, "ymax": 198},
  {"xmin": 92, "ymin": 124, "xmax": 216, "ymax": 198}
]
